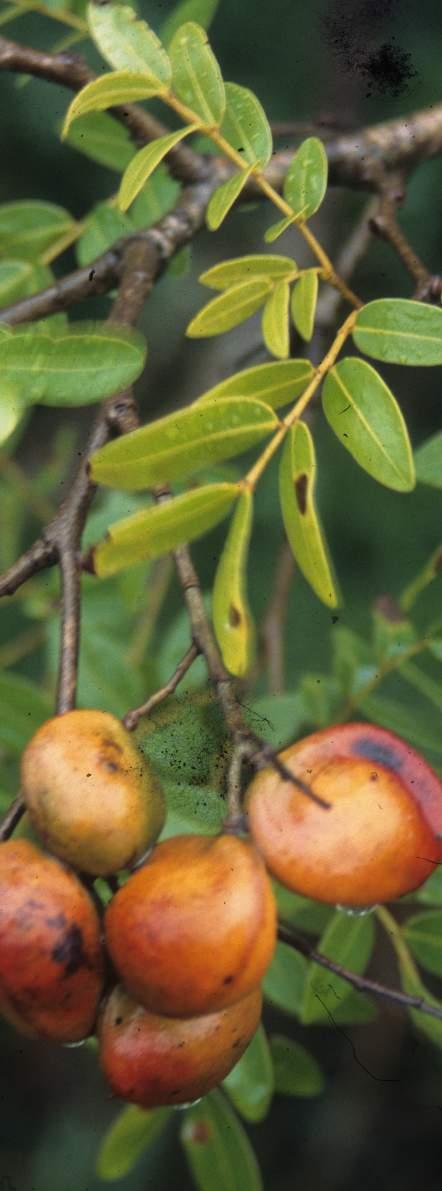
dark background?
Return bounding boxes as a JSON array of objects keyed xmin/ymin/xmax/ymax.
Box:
[{"xmin": 0, "ymin": 1, "xmax": 441, "ymax": 1188}]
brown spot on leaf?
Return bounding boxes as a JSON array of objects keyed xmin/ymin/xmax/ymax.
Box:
[
  {"xmin": 189, "ymin": 1121, "xmax": 212, "ymax": 1144},
  {"xmin": 228, "ymin": 604, "xmax": 242, "ymax": 628},
  {"xmin": 295, "ymin": 473, "xmax": 308, "ymax": 514}
]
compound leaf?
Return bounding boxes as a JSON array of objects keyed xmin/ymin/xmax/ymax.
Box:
[{"xmin": 283, "ymin": 137, "xmax": 328, "ymax": 221}]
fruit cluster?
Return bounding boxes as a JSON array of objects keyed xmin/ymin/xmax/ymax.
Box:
[{"xmin": 0, "ymin": 709, "xmax": 441, "ymax": 1110}]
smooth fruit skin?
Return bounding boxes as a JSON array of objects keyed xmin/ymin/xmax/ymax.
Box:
[
  {"xmin": 0, "ymin": 839, "xmax": 104, "ymax": 1041},
  {"xmin": 21, "ymin": 709, "xmax": 165, "ymax": 876},
  {"xmin": 105, "ymin": 833, "xmax": 276, "ymax": 1017},
  {"xmin": 99, "ymin": 984, "xmax": 262, "ymax": 1108},
  {"xmin": 246, "ymin": 723, "xmax": 442, "ymax": 907}
]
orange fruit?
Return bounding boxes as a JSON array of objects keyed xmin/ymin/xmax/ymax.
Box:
[
  {"xmin": 105, "ymin": 832, "xmax": 276, "ymax": 1017},
  {"xmin": 246, "ymin": 723, "xmax": 442, "ymax": 906},
  {"xmin": 0, "ymin": 839, "xmax": 104, "ymax": 1041},
  {"xmin": 99, "ymin": 984, "xmax": 262, "ymax": 1108},
  {"xmin": 21, "ymin": 709, "xmax": 165, "ymax": 876}
]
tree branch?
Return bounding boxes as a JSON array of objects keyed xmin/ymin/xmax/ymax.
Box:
[
  {"xmin": 123, "ymin": 644, "xmax": 199, "ymax": 731},
  {"xmin": 278, "ymin": 922, "xmax": 442, "ymax": 1024}
]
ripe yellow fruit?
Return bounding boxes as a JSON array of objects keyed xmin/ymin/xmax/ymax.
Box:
[{"xmin": 21, "ymin": 709, "xmax": 165, "ymax": 876}]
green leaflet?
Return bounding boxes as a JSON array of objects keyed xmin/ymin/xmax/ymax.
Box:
[
  {"xmin": 283, "ymin": 136, "xmax": 328, "ymax": 221},
  {"xmin": 0, "ymin": 323, "xmax": 147, "ymax": 407},
  {"xmin": 263, "ymin": 942, "xmax": 307, "ymax": 1017},
  {"xmin": 118, "ymin": 125, "xmax": 199, "ymax": 211},
  {"xmin": 93, "ymin": 483, "xmax": 239, "ymax": 576},
  {"xmin": 212, "ymin": 488, "xmax": 255, "ymax": 677},
  {"xmin": 417, "ymin": 867, "xmax": 442, "ymax": 906},
  {"xmin": 302, "ymin": 911, "xmax": 375, "ymax": 1025},
  {"xmin": 206, "ymin": 168, "xmax": 253, "ymax": 230},
  {"xmin": 0, "ymin": 200, "xmax": 76, "ymax": 262},
  {"xmin": 220, "ymin": 81, "xmax": 272, "ymax": 168},
  {"xmin": 403, "ymin": 912, "xmax": 442, "ymax": 979},
  {"xmin": 279, "ymin": 421, "xmax": 340, "ymax": 608},
  {"xmin": 0, "ymin": 383, "xmax": 26, "ymax": 446},
  {"xmin": 275, "ymin": 883, "xmax": 333, "ymax": 934},
  {"xmin": 290, "ymin": 268, "xmax": 318, "ymax": 341},
  {"xmin": 180, "ymin": 1090, "xmax": 263, "ymax": 1191},
  {"xmin": 76, "ymin": 202, "xmax": 132, "ymax": 268},
  {"xmin": 414, "ymin": 431, "xmax": 442, "ymax": 488},
  {"xmin": 62, "ymin": 71, "xmax": 166, "ymax": 140},
  {"xmin": 0, "ymin": 259, "xmax": 67, "ymax": 331},
  {"xmin": 187, "ymin": 277, "xmax": 271, "ymax": 336},
  {"xmin": 96, "ymin": 1105, "xmax": 172, "ymax": 1181},
  {"xmin": 262, "ymin": 279, "xmax": 290, "ymax": 358},
  {"xmin": 322, "ymin": 357, "xmax": 415, "ymax": 492},
  {"xmin": 91, "ymin": 398, "xmax": 278, "ymax": 489},
  {"xmin": 63, "ymin": 111, "xmax": 136, "ymax": 173},
  {"xmin": 353, "ymin": 298, "xmax": 442, "ymax": 366},
  {"xmin": 88, "ymin": 1, "xmax": 171, "ymax": 83},
  {"xmin": 169, "ymin": 22, "xmax": 225, "ymax": 126},
  {"xmin": 160, "ymin": 0, "xmax": 220, "ymax": 46},
  {"xmin": 223, "ymin": 1025, "xmax": 274, "ymax": 1123},
  {"xmin": 196, "ymin": 359, "xmax": 313, "ymax": 410},
  {"xmin": 200, "ymin": 254, "xmax": 297, "ymax": 290},
  {"xmin": 264, "ymin": 214, "xmax": 297, "ymax": 243},
  {"xmin": 270, "ymin": 1036, "xmax": 324, "ymax": 1098}
]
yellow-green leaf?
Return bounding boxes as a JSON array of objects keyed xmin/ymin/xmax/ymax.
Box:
[
  {"xmin": 88, "ymin": 1, "xmax": 171, "ymax": 83},
  {"xmin": 262, "ymin": 279, "xmax": 290, "ymax": 359},
  {"xmin": 118, "ymin": 125, "xmax": 199, "ymax": 211},
  {"xmin": 322, "ymin": 357, "xmax": 415, "ymax": 491},
  {"xmin": 220, "ymin": 81, "xmax": 272, "ymax": 167},
  {"xmin": 0, "ymin": 383, "xmax": 26, "ymax": 445},
  {"xmin": 0, "ymin": 322, "xmax": 147, "ymax": 406},
  {"xmin": 264, "ymin": 214, "xmax": 297, "ymax": 244},
  {"xmin": 93, "ymin": 483, "xmax": 238, "ymax": 576},
  {"xmin": 91, "ymin": 397, "xmax": 278, "ymax": 489},
  {"xmin": 223, "ymin": 1025, "xmax": 274, "ymax": 1123},
  {"xmin": 97, "ymin": 1105, "xmax": 171, "ymax": 1181},
  {"xmin": 0, "ymin": 200, "xmax": 76, "ymax": 262},
  {"xmin": 62, "ymin": 71, "xmax": 165, "ymax": 140},
  {"xmin": 196, "ymin": 359, "xmax": 313, "ymax": 409},
  {"xmin": 212, "ymin": 489, "xmax": 255, "ymax": 676},
  {"xmin": 180, "ymin": 1089, "xmax": 263, "ymax": 1191},
  {"xmin": 414, "ymin": 431, "xmax": 442, "ymax": 488},
  {"xmin": 160, "ymin": 0, "xmax": 220, "ymax": 46},
  {"xmin": 283, "ymin": 136, "xmax": 328, "ymax": 221},
  {"xmin": 290, "ymin": 268, "xmax": 318, "ymax": 341},
  {"xmin": 353, "ymin": 299, "xmax": 442, "ymax": 366},
  {"xmin": 206, "ymin": 167, "xmax": 253, "ymax": 230},
  {"xmin": 169, "ymin": 21, "xmax": 225, "ymax": 126},
  {"xmin": 279, "ymin": 421, "xmax": 339, "ymax": 607},
  {"xmin": 200, "ymin": 254, "xmax": 297, "ymax": 290},
  {"xmin": 187, "ymin": 278, "xmax": 271, "ymax": 337}
]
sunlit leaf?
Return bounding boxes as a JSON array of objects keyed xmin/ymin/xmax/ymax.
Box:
[
  {"xmin": 263, "ymin": 942, "xmax": 307, "ymax": 1017},
  {"xmin": 279, "ymin": 421, "xmax": 339, "ymax": 607},
  {"xmin": 200, "ymin": 254, "xmax": 296, "ymax": 290},
  {"xmin": 187, "ymin": 278, "xmax": 271, "ymax": 336},
  {"xmin": 170, "ymin": 21, "xmax": 225, "ymax": 125},
  {"xmin": 223, "ymin": 1026, "xmax": 273, "ymax": 1122},
  {"xmin": 128, "ymin": 164, "xmax": 179, "ymax": 227},
  {"xmin": 97, "ymin": 1105, "xmax": 171, "ymax": 1180},
  {"xmin": 414, "ymin": 431, "xmax": 442, "ymax": 488},
  {"xmin": 322, "ymin": 358, "xmax": 415, "ymax": 491},
  {"xmin": 283, "ymin": 137, "xmax": 328, "ymax": 221},
  {"xmin": 88, "ymin": 1, "xmax": 171, "ymax": 82},
  {"xmin": 118, "ymin": 125, "xmax": 199, "ymax": 211},
  {"xmin": 196, "ymin": 359, "xmax": 313, "ymax": 410},
  {"xmin": 0, "ymin": 200, "xmax": 76, "ymax": 262},
  {"xmin": 160, "ymin": 0, "xmax": 219, "ymax": 45},
  {"xmin": 302, "ymin": 911, "xmax": 375, "ymax": 1025},
  {"xmin": 353, "ymin": 299, "xmax": 442, "ymax": 366},
  {"xmin": 91, "ymin": 398, "xmax": 278, "ymax": 489},
  {"xmin": 403, "ymin": 912, "xmax": 442, "ymax": 978},
  {"xmin": 264, "ymin": 214, "xmax": 297, "ymax": 244},
  {"xmin": 63, "ymin": 110, "xmax": 135, "ymax": 172},
  {"xmin": 0, "ymin": 383, "xmax": 26, "ymax": 445},
  {"xmin": 206, "ymin": 168, "xmax": 253, "ymax": 230},
  {"xmin": 262, "ymin": 279, "xmax": 290, "ymax": 359},
  {"xmin": 270, "ymin": 1036, "xmax": 325, "ymax": 1097},
  {"xmin": 181, "ymin": 1089, "xmax": 263, "ymax": 1191},
  {"xmin": 212, "ymin": 489, "xmax": 255, "ymax": 676},
  {"xmin": 220, "ymin": 81, "xmax": 272, "ymax": 167},
  {"xmin": 62, "ymin": 71, "xmax": 165, "ymax": 139},
  {"xmin": 0, "ymin": 323, "xmax": 146, "ymax": 406},
  {"xmin": 93, "ymin": 483, "xmax": 238, "ymax": 576},
  {"xmin": 290, "ymin": 268, "xmax": 318, "ymax": 341}
]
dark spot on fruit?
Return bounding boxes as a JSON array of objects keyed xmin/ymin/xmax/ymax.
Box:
[
  {"xmin": 353, "ymin": 736, "xmax": 403, "ymax": 772},
  {"xmin": 46, "ymin": 913, "xmax": 66, "ymax": 929},
  {"xmin": 223, "ymin": 975, "xmax": 234, "ymax": 985},
  {"xmin": 295, "ymin": 473, "xmax": 308, "ymax": 514},
  {"xmin": 52, "ymin": 924, "xmax": 87, "ymax": 977}
]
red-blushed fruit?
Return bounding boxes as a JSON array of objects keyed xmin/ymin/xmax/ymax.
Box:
[
  {"xmin": 0, "ymin": 839, "xmax": 104, "ymax": 1041},
  {"xmin": 21, "ymin": 709, "xmax": 165, "ymax": 876},
  {"xmin": 98, "ymin": 984, "xmax": 262, "ymax": 1108},
  {"xmin": 105, "ymin": 833, "xmax": 276, "ymax": 1017},
  {"xmin": 245, "ymin": 723, "xmax": 442, "ymax": 907}
]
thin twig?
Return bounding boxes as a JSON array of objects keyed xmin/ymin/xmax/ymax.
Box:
[
  {"xmin": 123, "ymin": 643, "xmax": 199, "ymax": 731},
  {"xmin": 369, "ymin": 175, "xmax": 433, "ymax": 291},
  {"xmin": 278, "ymin": 922, "xmax": 442, "ymax": 1023}
]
